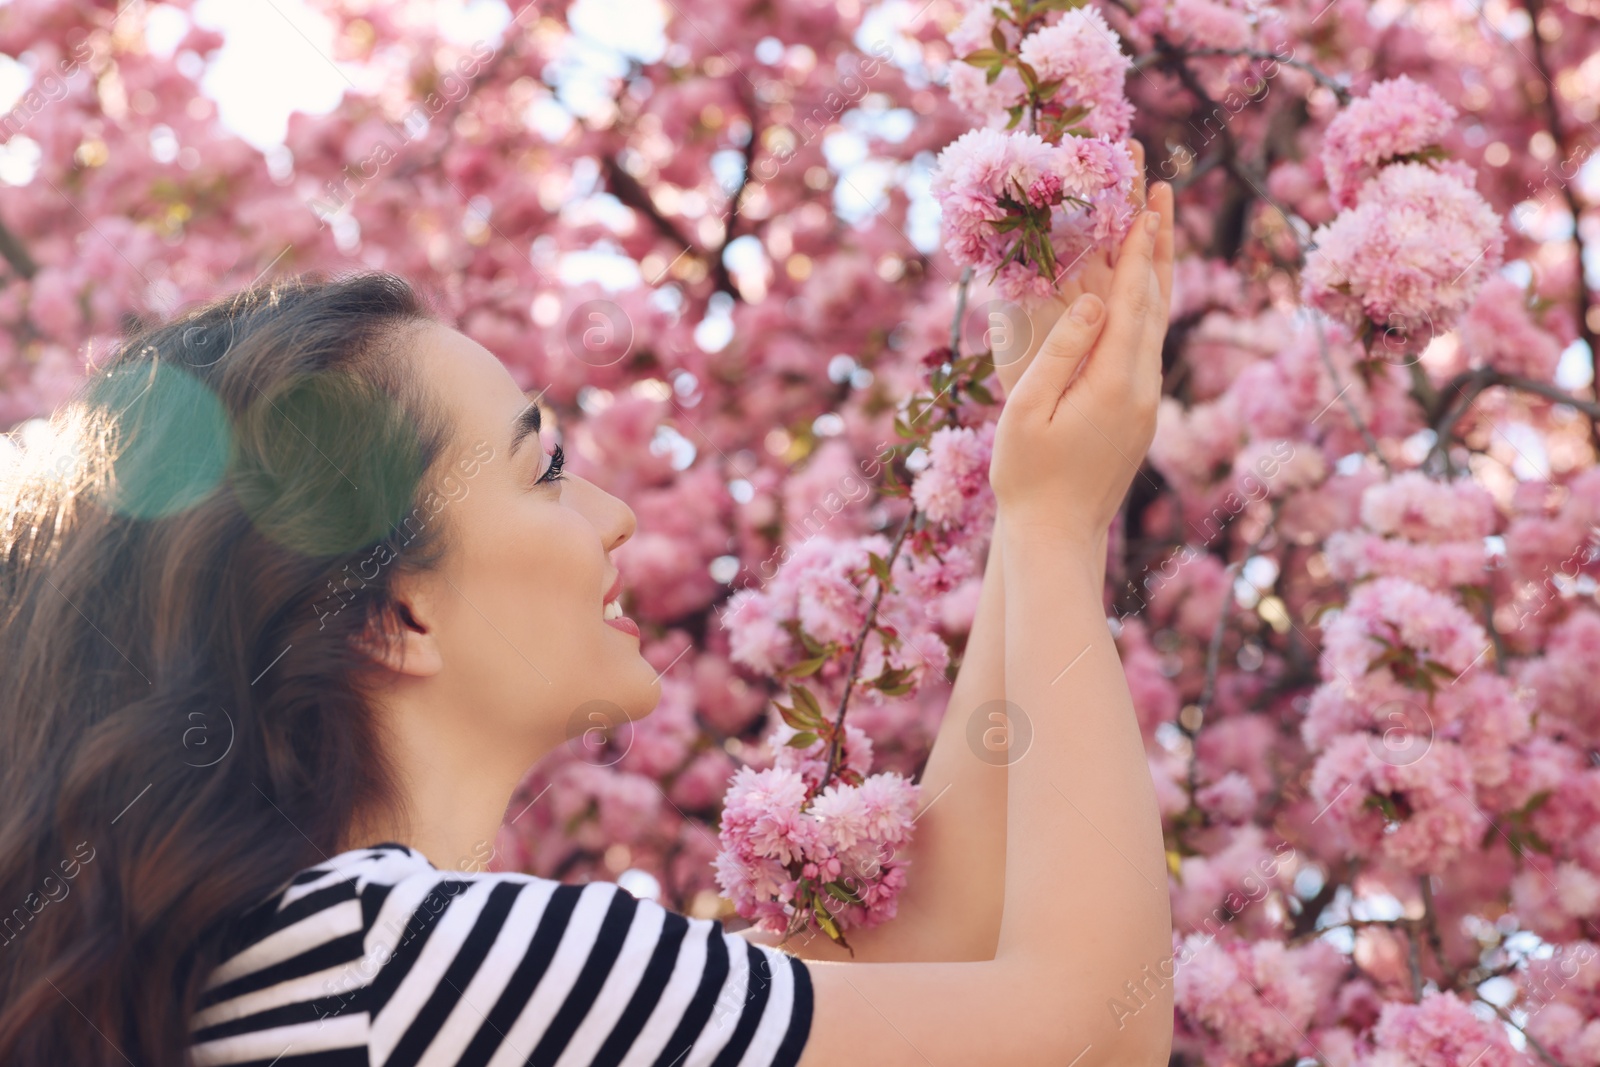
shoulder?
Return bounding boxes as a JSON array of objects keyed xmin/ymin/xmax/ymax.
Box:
[
  {"xmin": 193, "ymin": 845, "xmax": 812, "ymax": 1067},
  {"xmin": 189, "ymin": 843, "xmax": 435, "ymax": 1065}
]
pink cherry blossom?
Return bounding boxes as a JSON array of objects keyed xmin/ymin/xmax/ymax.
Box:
[
  {"xmin": 1321, "ymin": 76, "xmax": 1459, "ymax": 209},
  {"xmin": 1304, "ymin": 162, "xmax": 1505, "ymax": 337}
]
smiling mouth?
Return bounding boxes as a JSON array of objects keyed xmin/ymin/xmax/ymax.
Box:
[
  {"xmin": 603, "ymin": 602, "xmax": 640, "ymax": 638},
  {"xmin": 602, "ymin": 579, "xmax": 640, "ymax": 637}
]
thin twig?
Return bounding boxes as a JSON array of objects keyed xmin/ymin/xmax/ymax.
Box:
[
  {"xmin": 1177, "ymin": 48, "xmax": 1353, "ymax": 103},
  {"xmin": 1480, "ymin": 996, "xmax": 1568, "ymax": 1067},
  {"xmin": 949, "ymin": 267, "xmax": 974, "ymax": 358},
  {"xmin": 0, "ymin": 215, "xmax": 37, "ymax": 279},
  {"xmin": 1418, "ymin": 874, "xmax": 1448, "ymax": 981},
  {"xmin": 819, "ymin": 269, "xmax": 977, "ymax": 783},
  {"xmin": 1522, "ymin": 0, "xmax": 1598, "ymax": 447},
  {"xmin": 1186, "ymin": 501, "xmax": 1280, "ymax": 803},
  {"xmin": 1431, "ymin": 366, "xmax": 1600, "ymax": 473},
  {"xmin": 1312, "ymin": 314, "xmax": 1392, "ymax": 473},
  {"xmin": 821, "ymin": 508, "xmax": 918, "ymax": 784},
  {"xmin": 1498, "ymin": 372, "xmax": 1600, "ymax": 419},
  {"xmin": 1428, "ymin": 365, "xmax": 1496, "ymax": 474}
]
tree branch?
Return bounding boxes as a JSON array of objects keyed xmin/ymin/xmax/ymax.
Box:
[
  {"xmin": 0, "ymin": 215, "xmax": 37, "ymax": 279},
  {"xmin": 1176, "ymin": 47, "xmax": 1352, "ymax": 104},
  {"xmin": 1480, "ymin": 995, "xmax": 1568, "ymax": 1067},
  {"xmin": 1522, "ymin": 0, "xmax": 1597, "ymax": 448},
  {"xmin": 600, "ymin": 155, "xmax": 701, "ymax": 264}
]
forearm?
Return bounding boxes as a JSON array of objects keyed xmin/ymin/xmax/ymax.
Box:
[{"xmin": 996, "ymin": 523, "xmax": 1172, "ymax": 1061}]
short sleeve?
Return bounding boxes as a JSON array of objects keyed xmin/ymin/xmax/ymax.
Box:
[{"xmin": 362, "ymin": 870, "xmax": 813, "ymax": 1067}]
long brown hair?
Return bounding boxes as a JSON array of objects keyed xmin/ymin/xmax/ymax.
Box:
[{"xmin": 0, "ymin": 271, "xmax": 455, "ymax": 1064}]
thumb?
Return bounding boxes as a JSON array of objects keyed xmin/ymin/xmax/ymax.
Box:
[{"xmin": 1011, "ymin": 293, "xmax": 1106, "ymax": 409}]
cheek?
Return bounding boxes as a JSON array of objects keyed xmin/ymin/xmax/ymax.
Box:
[
  {"xmin": 444, "ymin": 495, "xmax": 601, "ymax": 668},
  {"xmin": 490, "ymin": 504, "xmax": 598, "ymax": 618}
]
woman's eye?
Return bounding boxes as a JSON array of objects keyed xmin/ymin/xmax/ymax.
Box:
[{"xmin": 535, "ymin": 442, "xmax": 565, "ymax": 486}]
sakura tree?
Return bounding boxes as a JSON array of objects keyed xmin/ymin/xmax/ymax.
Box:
[{"xmin": 2, "ymin": 0, "xmax": 1600, "ymax": 1061}]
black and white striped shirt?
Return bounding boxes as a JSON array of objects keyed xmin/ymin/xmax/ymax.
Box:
[{"xmin": 189, "ymin": 844, "xmax": 812, "ymax": 1067}]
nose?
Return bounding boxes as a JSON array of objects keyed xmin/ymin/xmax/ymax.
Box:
[
  {"xmin": 607, "ymin": 492, "xmax": 637, "ymax": 553},
  {"xmin": 575, "ymin": 474, "xmax": 636, "ymax": 553}
]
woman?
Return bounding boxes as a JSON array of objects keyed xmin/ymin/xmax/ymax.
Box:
[{"xmin": 0, "ymin": 163, "xmax": 1174, "ymax": 1065}]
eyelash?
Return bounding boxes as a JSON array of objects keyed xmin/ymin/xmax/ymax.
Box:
[{"xmin": 534, "ymin": 442, "xmax": 565, "ymax": 487}]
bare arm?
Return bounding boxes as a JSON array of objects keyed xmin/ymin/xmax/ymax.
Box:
[
  {"xmin": 761, "ymin": 148, "xmax": 1148, "ymax": 967},
  {"xmin": 793, "ymin": 183, "xmax": 1176, "ymax": 1067}
]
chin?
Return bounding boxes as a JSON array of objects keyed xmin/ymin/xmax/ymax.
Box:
[{"xmin": 618, "ymin": 668, "xmax": 664, "ymax": 722}]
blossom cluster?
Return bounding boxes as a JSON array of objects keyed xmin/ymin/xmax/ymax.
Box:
[
  {"xmin": 714, "ymin": 719, "xmax": 921, "ymax": 944},
  {"xmin": 1303, "ymin": 78, "xmax": 1505, "ymax": 339},
  {"xmin": 931, "ymin": 4, "xmax": 1138, "ymax": 300}
]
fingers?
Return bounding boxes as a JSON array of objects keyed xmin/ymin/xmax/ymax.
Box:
[
  {"xmin": 1136, "ymin": 266, "xmax": 1166, "ymax": 394},
  {"xmin": 1085, "ymin": 208, "xmax": 1160, "ymax": 392},
  {"xmin": 1014, "ymin": 291, "xmax": 1109, "ymax": 413},
  {"xmin": 1149, "ymin": 180, "xmax": 1175, "ymax": 313},
  {"xmin": 1129, "ymin": 139, "xmax": 1148, "ymax": 211}
]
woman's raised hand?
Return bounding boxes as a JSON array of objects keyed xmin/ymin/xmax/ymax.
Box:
[{"xmin": 988, "ymin": 177, "xmax": 1175, "ymax": 547}]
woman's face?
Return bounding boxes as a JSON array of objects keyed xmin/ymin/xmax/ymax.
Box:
[{"xmin": 383, "ymin": 321, "xmax": 660, "ymax": 761}]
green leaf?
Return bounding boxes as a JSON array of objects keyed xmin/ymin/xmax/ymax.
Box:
[
  {"xmin": 786, "ymin": 731, "xmax": 819, "ymax": 748},
  {"xmin": 966, "ymin": 380, "xmax": 996, "ymax": 406},
  {"xmin": 1016, "ymin": 60, "xmax": 1038, "ymax": 93},
  {"xmin": 813, "ymin": 901, "xmax": 842, "ymax": 941},
  {"xmin": 873, "ymin": 665, "xmax": 913, "ymax": 688},
  {"xmin": 824, "ymin": 880, "xmax": 864, "ymax": 905},
  {"xmin": 791, "ymin": 683, "xmax": 825, "ymax": 726},
  {"xmin": 960, "ymin": 48, "xmax": 1005, "ymax": 67},
  {"xmin": 777, "ymin": 701, "xmax": 809, "ymax": 731},
  {"xmin": 867, "ymin": 551, "xmax": 893, "ymax": 586},
  {"xmin": 786, "ymin": 654, "xmax": 829, "ymax": 677},
  {"xmin": 986, "ymin": 63, "xmax": 1002, "ymax": 85},
  {"xmin": 1057, "ymin": 103, "xmax": 1090, "ymax": 126},
  {"xmin": 990, "ymin": 25, "xmax": 1007, "ymax": 51}
]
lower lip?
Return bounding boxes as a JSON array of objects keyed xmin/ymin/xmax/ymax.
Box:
[{"xmin": 604, "ymin": 613, "xmax": 640, "ymax": 638}]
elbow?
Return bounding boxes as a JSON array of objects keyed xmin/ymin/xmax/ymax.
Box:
[
  {"xmin": 1099, "ymin": 994, "xmax": 1174, "ymax": 1067},
  {"xmin": 1020, "ymin": 976, "xmax": 1172, "ymax": 1067},
  {"xmin": 1046, "ymin": 934, "xmax": 1177, "ymax": 1067},
  {"xmin": 1050, "ymin": 994, "xmax": 1168, "ymax": 1067}
]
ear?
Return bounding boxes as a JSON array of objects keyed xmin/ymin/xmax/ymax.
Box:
[{"xmin": 352, "ymin": 577, "xmax": 444, "ymax": 678}]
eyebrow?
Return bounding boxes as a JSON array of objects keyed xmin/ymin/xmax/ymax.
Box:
[{"xmin": 508, "ymin": 402, "xmax": 542, "ymax": 457}]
